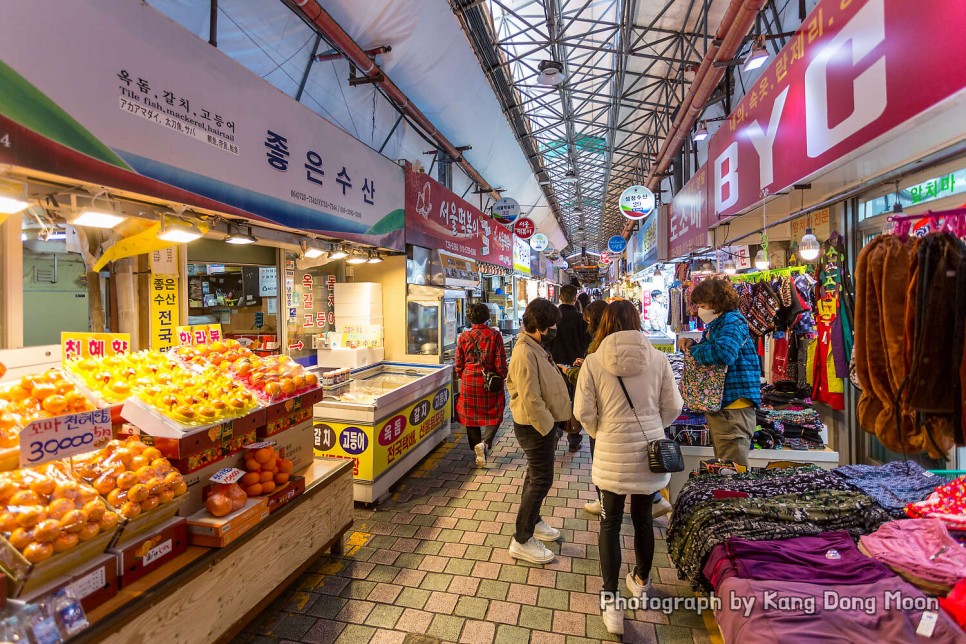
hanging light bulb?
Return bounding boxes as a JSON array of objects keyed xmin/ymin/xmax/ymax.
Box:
[
  {"xmin": 799, "ymin": 228, "xmax": 820, "ymax": 261},
  {"xmin": 754, "ymin": 248, "xmax": 769, "ymax": 270},
  {"xmin": 722, "ymin": 259, "xmax": 737, "ymax": 274}
]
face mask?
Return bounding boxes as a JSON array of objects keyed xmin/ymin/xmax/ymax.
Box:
[
  {"xmin": 697, "ymin": 307, "xmax": 719, "ymax": 324},
  {"xmin": 542, "ymin": 328, "xmax": 558, "ymax": 343}
]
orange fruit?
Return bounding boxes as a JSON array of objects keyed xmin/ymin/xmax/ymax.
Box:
[
  {"xmin": 141, "ymin": 495, "xmax": 160, "ymax": 512},
  {"xmin": 8, "ymin": 527, "xmax": 33, "ymax": 550},
  {"xmin": 127, "ymin": 484, "xmax": 148, "ymax": 503},
  {"xmin": 16, "ymin": 506, "xmax": 46, "ymax": 528},
  {"xmin": 115, "ymin": 472, "xmax": 137, "ymax": 491},
  {"xmin": 46, "ymin": 498, "xmax": 75, "ymax": 521},
  {"xmin": 77, "ymin": 521, "xmax": 101, "ymax": 541},
  {"xmin": 275, "ymin": 473, "xmax": 290, "ymax": 485},
  {"xmin": 261, "ymin": 481, "xmax": 276, "ymax": 494},
  {"xmin": 30, "ymin": 383, "xmax": 57, "ymax": 401},
  {"xmin": 254, "ymin": 448, "xmax": 273, "ymax": 464},
  {"xmin": 243, "ymin": 483, "xmax": 262, "ymax": 497},
  {"xmin": 41, "ymin": 394, "xmax": 68, "ymax": 415},
  {"xmin": 32, "ymin": 519, "xmax": 62, "ymax": 543},
  {"xmin": 244, "ymin": 458, "xmax": 261, "ymax": 472},
  {"xmin": 23, "ymin": 542, "xmax": 54, "ymax": 563},
  {"xmin": 53, "ymin": 532, "xmax": 80, "ymax": 553},
  {"xmin": 83, "ymin": 500, "xmax": 106, "ymax": 523},
  {"xmin": 240, "ymin": 472, "xmax": 260, "ymax": 487},
  {"xmin": 172, "ymin": 480, "xmax": 187, "ymax": 496},
  {"xmin": 29, "ymin": 478, "xmax": 56, "ymax": 498},
  {"xmin": 60, "ymin": 510, "xmax": 86, "ymax": 533},
  {"xmin": 278, "ymin": 459, "xmax": 294, "ymax": 474},
  {"xmin": 10, "ymin": 490, "xmax": 41, "ymax": 506},
  {"xmin": 98, "ymin": 512, "xmax": 119, "ymax": 532},
  {"xmin": 118, "ymin": 502, "xmax": 142, "ymax": 520}
]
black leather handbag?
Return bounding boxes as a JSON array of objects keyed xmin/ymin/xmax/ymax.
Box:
[
  {"xmin": 617, "ymin": 376, "xmax": 685, "ymax": 473},
  {"xmin": 472, "ymin": 336, "xmax": 504, "ymax": 393}
]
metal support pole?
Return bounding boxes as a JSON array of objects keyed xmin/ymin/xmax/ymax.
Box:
[
  {"xmin": 378, "ymin": 113, "xmax": 404, "ymax": 154},
  {"xmin": 295, "ymin": 34, "xmax": 323, "ymax": 102},
  {"xmin": 209, "ymin": 0, "xmax": 218, "ymax": 47}
]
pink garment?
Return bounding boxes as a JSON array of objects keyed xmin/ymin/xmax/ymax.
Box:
[
  {"xmin": 716, "ymin": 576, "xmax": 966, "ymax": 644},
  {"xmin": 860, "ymin": 519, "xmax": 966, "ymax": 590}
]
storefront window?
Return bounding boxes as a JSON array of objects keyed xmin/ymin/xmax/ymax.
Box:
[
  {"xmin": 283, "ymin": 252, "xmax": 341, "ymax": 367},
  {"xmin": 21, "ymin": 215, "xmax": 96, "ymax": 346}
]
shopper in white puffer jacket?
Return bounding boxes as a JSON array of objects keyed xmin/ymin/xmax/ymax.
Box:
[{"xmin": 573, "ymin": 300, "xmax": 683, "ymax": 636}]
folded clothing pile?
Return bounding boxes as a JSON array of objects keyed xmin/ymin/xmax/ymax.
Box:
[
  {"xmin": 906, "ymin": 475, "xmax": 966, "ymax": 531},
  {"xmin": 755, "ymin": 407, "xmax": 825, "ymax": 448},
  {"xmin": 860, "ymin": 518, "xmax": 966, "ymax": 594},
  {"xmin": 834, "ymin": 461, "xmax": 941, "ymax": 517}
]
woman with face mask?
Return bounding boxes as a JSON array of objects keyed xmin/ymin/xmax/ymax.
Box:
[
  {"xmin": 506, "ymin": 298, "xmax": 573, "ymax": 564},
  {"xmin": 678, "ymin": 278, "xmax": 761, "ymax": 466}
]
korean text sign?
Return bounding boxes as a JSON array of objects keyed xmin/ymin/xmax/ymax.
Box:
[
  {"xmin": 61, "ymin": 332, "xmax": 130, "ymax": 364},
  {"xmin": 150, "ymin": 275, "xmax": 180, "ymax": 350},
  {"xmin": 405, "ymin": 169, "xmax": 512, "ymax": 268},
  {"xmin": 20, "ymin": 408, "xmax": 112, "ymax": 467},
  {"xmin": 313, "ymin": 385, "xmax": 451, "ymax": 481}
]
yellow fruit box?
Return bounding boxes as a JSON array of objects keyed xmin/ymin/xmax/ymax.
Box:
[
  {"xmin": 185, "ymin": 496, "xmax": 268, "ymax": 548},
  {"xmin": 0, "ymin": 524, "xmax": 118, "ymax": 597}
]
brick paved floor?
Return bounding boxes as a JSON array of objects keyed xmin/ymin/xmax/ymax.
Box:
[{"xmin": 237, "ymin": 418, "xmax": 719, "ymax": 643}]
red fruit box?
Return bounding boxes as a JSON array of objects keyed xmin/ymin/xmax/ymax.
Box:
[
  {"xmin": 185, "ymin": 497, "xmax": 268, "ymax": 548},
  {"xmin": 258, "ymin": 387, "xmax": 323, "ymax": 437},
  {"xmin": 266, "ymin": 476, "xmax": 305, "ymax": 514},
  {"xmin": 109, "ymin": 516, "xmax": 187, "ymax": 588}
]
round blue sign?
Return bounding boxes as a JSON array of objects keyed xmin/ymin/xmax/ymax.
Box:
[
  {"xmin": 607, "ymin": 235, "xmax": 627, "ymax": 253},
  {"xmin": 339, "ymin": 427, "xmax": 369, "ymax": 455}
]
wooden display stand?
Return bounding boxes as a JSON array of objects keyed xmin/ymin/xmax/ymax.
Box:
[{"xmin": 76, "ymin": 459, "xmax": 354, "ymax": 643}]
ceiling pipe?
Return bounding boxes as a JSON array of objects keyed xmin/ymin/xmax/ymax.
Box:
[
  {"xmin": 284, "ymin": 0, "xmax": 502, "ymax": 201},
  {"xmin": 621, "ymin": 0, "xmax": 767, "ymax": 238}
]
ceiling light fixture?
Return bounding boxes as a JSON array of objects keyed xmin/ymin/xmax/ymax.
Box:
[
  {"xmin": 328, "ymin": 245, "xmax": 349, "ymax": 260},
  {"xmin": 743, "ymin": 36, "xmax": 769, "ymax": 72},
  {"xmin": 799, "ymin": 227, "xmax": 820, "ymax": 261},
  {"xmin": 225, "ymin": 223, "xmax": 257, "ymax": 245},
  {"xmin": 692, "ymin": 121, "xmax": 710, "ymax": 142},
  {"xmin": 722, "ymin": 259, "xmax": 737, "ymax": 275},
  {"xmin": 0, "ymin": 180, "xmax": 28, "ymax": 214},
  {"xmin": 536, "ymin": 60, "xmax": 565, "ymax": 86},
  {"xmin": 561, "ymin": 170, "xmax": 578, "ymax": 184},
  {"xmin": 683, "ymin": 63, "xmax": 698, "ymax": 83},
  {"xmin": 891, "ymin": 180, "xmax": 905, "ymax": 216},
  {"xmin": 72, "ymin": 209, "xmax": 125, "ymax": 229},
  {"xmin": 754, "ymin": 248, "xmax": 769, "ymax": 270},
  {"xmin": 346, "ymin": 252, "xmax": 368, "ymax": 265},
  {"xmin": 302, "ymin": 240, "xmax": 325, "ymax": 259},
  {"xmin": 367, "ymin": 252, "xmax": 383, "ymax": 264},
  {"xmin": 158, "ymin": 214, "xmax": 201, "ymax": 243}
]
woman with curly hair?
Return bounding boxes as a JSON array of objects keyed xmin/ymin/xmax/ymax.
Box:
[{"xmin": 678, "ymin": 278, "xmax": 761, "ymax": 466}]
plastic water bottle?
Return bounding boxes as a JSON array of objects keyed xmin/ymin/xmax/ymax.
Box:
[
  {"xmin": 52, "ymin": 588, "xmax": 89, "ymax": 637},
  {"xmin": 0, "ymin": 615, "xmax": 31, "ymax": 643},
  {"xmin": 22, "ymin": 603, "xmax": 61, "ymax": 644}
]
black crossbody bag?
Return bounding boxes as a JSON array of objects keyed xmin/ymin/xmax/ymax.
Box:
[
  {"xmin": 616, "ymin": 376, "xmax": 684, "ymax": 473},
  {"xmin": 471, "ymin": 333, "xmax": 504, "ymax": 393}
]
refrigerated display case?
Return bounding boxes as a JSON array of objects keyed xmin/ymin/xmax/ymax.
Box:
[
  {"xmin": 406, "ymin": 285, "xmax": 466, "ymax": 365},
  {"xmin": 313, "ymin": 362, "xmax": 453, "ymax": 502}
]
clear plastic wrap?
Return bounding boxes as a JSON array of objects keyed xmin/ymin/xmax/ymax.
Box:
[{"xmin": 0, "ymin": 370, "xmax": 96, "ymax": 448}]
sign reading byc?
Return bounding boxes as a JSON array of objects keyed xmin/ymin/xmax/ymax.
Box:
[
  {"xmin": 706, "ymin": 0, "xmax": 966, "ymax": 220},
  {"xmin": 619, "ymin": 186, "xmax": 656, "ymax": 220},
  {"xmin": 0, "ymin": 1, "xmax": 405, "ymax": 249}
]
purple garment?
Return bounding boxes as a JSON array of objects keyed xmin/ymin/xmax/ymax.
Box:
[
  {"xmin": 716, "ymin": 576, "xmax": 966, "ymax": 644},
  {"xmin": 726, "ymin": 531, "xmax": 894, "ymax": 586},
  {"xmin": 860, "ymin": 518, "xmax": 966, "ymax": 590},
  {"xmin": 830, "ymin": 313, "xmax": 849, "ymax": 379},
  {"xmin": 702, "ymin": 544, "xmax": 739, "ymax": 590}
]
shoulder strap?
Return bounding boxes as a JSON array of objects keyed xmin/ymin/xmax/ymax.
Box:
[{"xmin": 617, "ymin": 376, "xmax": 648, "ymax": 436}]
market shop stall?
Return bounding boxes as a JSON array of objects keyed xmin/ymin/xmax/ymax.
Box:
[{"xmin": 313, "ymin": 362, "xmax": 452, "ymax": 503}]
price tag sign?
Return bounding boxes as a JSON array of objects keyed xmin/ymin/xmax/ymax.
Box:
[
  {"xmin": 209, "ymin": 467, "xmax": 246, "ymax": 485},
  {"xmin": 243, "ymin": 441, "xmax": 275, "ymax": 451},
  {"xmin": 19, "ymin": 408, "xmax": 112, "ymax": 467}
]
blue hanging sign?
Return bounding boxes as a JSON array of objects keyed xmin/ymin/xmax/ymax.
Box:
[{"xmin": 607, "ymin": 235, "xmax": 627, "ymax": 253}]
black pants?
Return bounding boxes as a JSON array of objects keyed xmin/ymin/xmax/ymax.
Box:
[
  {"xmin": 466, "ymin": 425, "xmax": 498, "ymax": 451},
  {"xmin": 513, "ymin": 422, "xmax": 556, "ymax": 544},
  {"xmin": 598, "ymin": 489, "xmax": 654, "ymax": 593}
]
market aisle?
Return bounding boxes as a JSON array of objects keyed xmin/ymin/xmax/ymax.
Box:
[{"xmin": 237, "ymin": 417, "xmax": 716, "ymax": 644}]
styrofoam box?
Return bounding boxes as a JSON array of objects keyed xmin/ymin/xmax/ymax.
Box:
[{"xmin": 317, "ymin": 347, "xmax": 385, "ymax": 369}]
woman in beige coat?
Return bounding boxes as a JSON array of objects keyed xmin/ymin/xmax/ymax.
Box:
[
  {"xmin": 574, "ymin": 301, "xmax": 683, "ymax": 635},
  {"xmin": 506, "ymin": 298, "xmax": 572, "ymax": 565}
]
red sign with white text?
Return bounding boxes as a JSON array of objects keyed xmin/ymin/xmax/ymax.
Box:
[
  {"xmin": 405, "ymin": 169, "xmax": 512, "ymax": 267},
  {"xmin": 697, "ymin": 0, "xmax": 966, "ymax": 221},
  {"xmin": 513, "ymin": 217, "xmax": 535, "ymax": 240},
  {"xmin": 669, "ymin": 164, "xmax": 709, "ymax": 258}
]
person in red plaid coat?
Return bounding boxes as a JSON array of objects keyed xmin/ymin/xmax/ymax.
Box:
[{"xmin": 456, "ymin": 303, "xmax": 508, "ymax": 467}]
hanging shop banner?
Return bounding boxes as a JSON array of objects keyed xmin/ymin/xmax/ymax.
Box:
[
  {"xmin": 61, "ymin": 333, "xmax": 130, "ymax": 364},
  {"xmin": 0, "ymin": 1, "xmax": 405, "ymax": 250},
  {"xmin": 530, "ymin": 233, "xmax": 549, "ymax": 252},
  {"xmin": 619, "ymin": 186, "xmax": 656, "ymax": 220},
  {"xmin": 705, "ymin": 0, "xmax": 966, "ymax": 221},
  {"xmin": 629, "ymin": 216, "xmax": 658, "ymax": 274},
  {"xmin": 717, "ymin": 245, "xmax": 752, "ymax": 271},
  {"xmin": 149, "ymin": 275, "xmax": 180, "ymax": 350},
  {"xmin": 599, "ymin": 252, "xmax": 611, "ymax": 266},
  {"xmin": 313, "ymin": 385, "xmax": 451, "ymax": 481},
  {"xmin": 174, "ymin": 324, "xmax": 222, "ymax": 347},
  {"xmin": 492, "ymin": 197, "xmax": 520, "ymax": 225},
  {"xmin": 513, "ymin": 217, "xmax": 536, "ymax": 240},
  {"xmin": 405, "ymin": 169, "xmax": 512, "ymax": 267},
  {"xmin": 668, "ymin": 165, "xmax": 709, "ymax": 259},
  {"xmin": 607, "ymin": 235, "xmax": 627, "ymax": 254},
  {"xmin": 789, "ymin": 208, "xmax": 831, "ymax": 243},
  {"xmin": 529, "ymin": 248, "xmax": 546, "ymax": 279},
  {"xmin": 512, "ymin": 236, "xmax": 531, "ymax": 275}
]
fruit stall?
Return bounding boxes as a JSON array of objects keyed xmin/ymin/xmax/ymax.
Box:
[{"xmin": 0, "ymin": 336, "xmax": 354, "ymax": 643}]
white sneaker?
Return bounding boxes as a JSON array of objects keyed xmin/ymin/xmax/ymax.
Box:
[
  {"xmin": 601, "ymin": 600, "xmax": 624, "ymax": 635},
  {"xmin": 474, "ymin": 442, "xmax": 486, "ymax": 467},
  {"xmin": 626, "ymin": 571, "xmax": 652, "ymax": 598},
  {"xmin": 584, "ymin": 500, "xmax": 601, "ymax": 516},
  {"xmin": 533, "ymin": 519, "xmax": 561, "ymax": 542},
  {"xmin": 508, "ymin": 537, "xmax": 555, "ymax": 564},
  {"xmin": 652, "ymin": 496, "xmax": 673, "ymax": 519}
]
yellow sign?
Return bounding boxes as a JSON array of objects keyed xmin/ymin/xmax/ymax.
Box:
[
  {"xmin": 175, "ymin": 324, "xmax": 223, "ymax": 346},
  {"xmin": 149, "ymin": 274, "xmax": 180, "ymax": 350},
  {"xmin": 314, "ymin": 385, "xmax": 452, "ymax": 481},
  {"xmin": 61, "ymin": 332, "xmax": 131, "ymax": 363},
  {"xmin": 790, "ymin": 208, "xmax": 831, "ymax": 243}
]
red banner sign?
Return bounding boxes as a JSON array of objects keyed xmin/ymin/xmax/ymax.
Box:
[
  {"xmin": 684, "ymin": 0, "xmax": 966, "ymax": 225},
  {"xmin": 405, "ymin": 169, "xmax": 512, "ymax": 267},
  {"xmin": 668, "ymin": 164, "xmax": 709, "ymax": 258}
]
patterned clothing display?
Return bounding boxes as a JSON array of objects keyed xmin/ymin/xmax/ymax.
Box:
[
  {"xmin": 811, "ymin": 297, "xmax": 845, "ymax": 410},
  {"xmin": 669, "ymin": 489, "xmax": 891, "ymax": 589},
  {"xmin": 454, "ymin": 324, "xmax": 508, "ymax": 427},
  {"xmin": 860, "ymin": 518, "xmax": 966, "ymax": 593},
  {"xmin": 906, "ymin": 475, "xmax": 966, "ymax": 530},
  {"xmin": 667, "ymin": 466, "xmax": 851, "ymax": 545},
  {"xmin": 833, "ymin": 461, "xmax": 939, "ymax": 516}
]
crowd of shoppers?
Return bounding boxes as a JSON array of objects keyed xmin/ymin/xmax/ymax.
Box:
[{"xmin": 453, "ymin": 282, "xmax": 759, "ymax": 635}]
